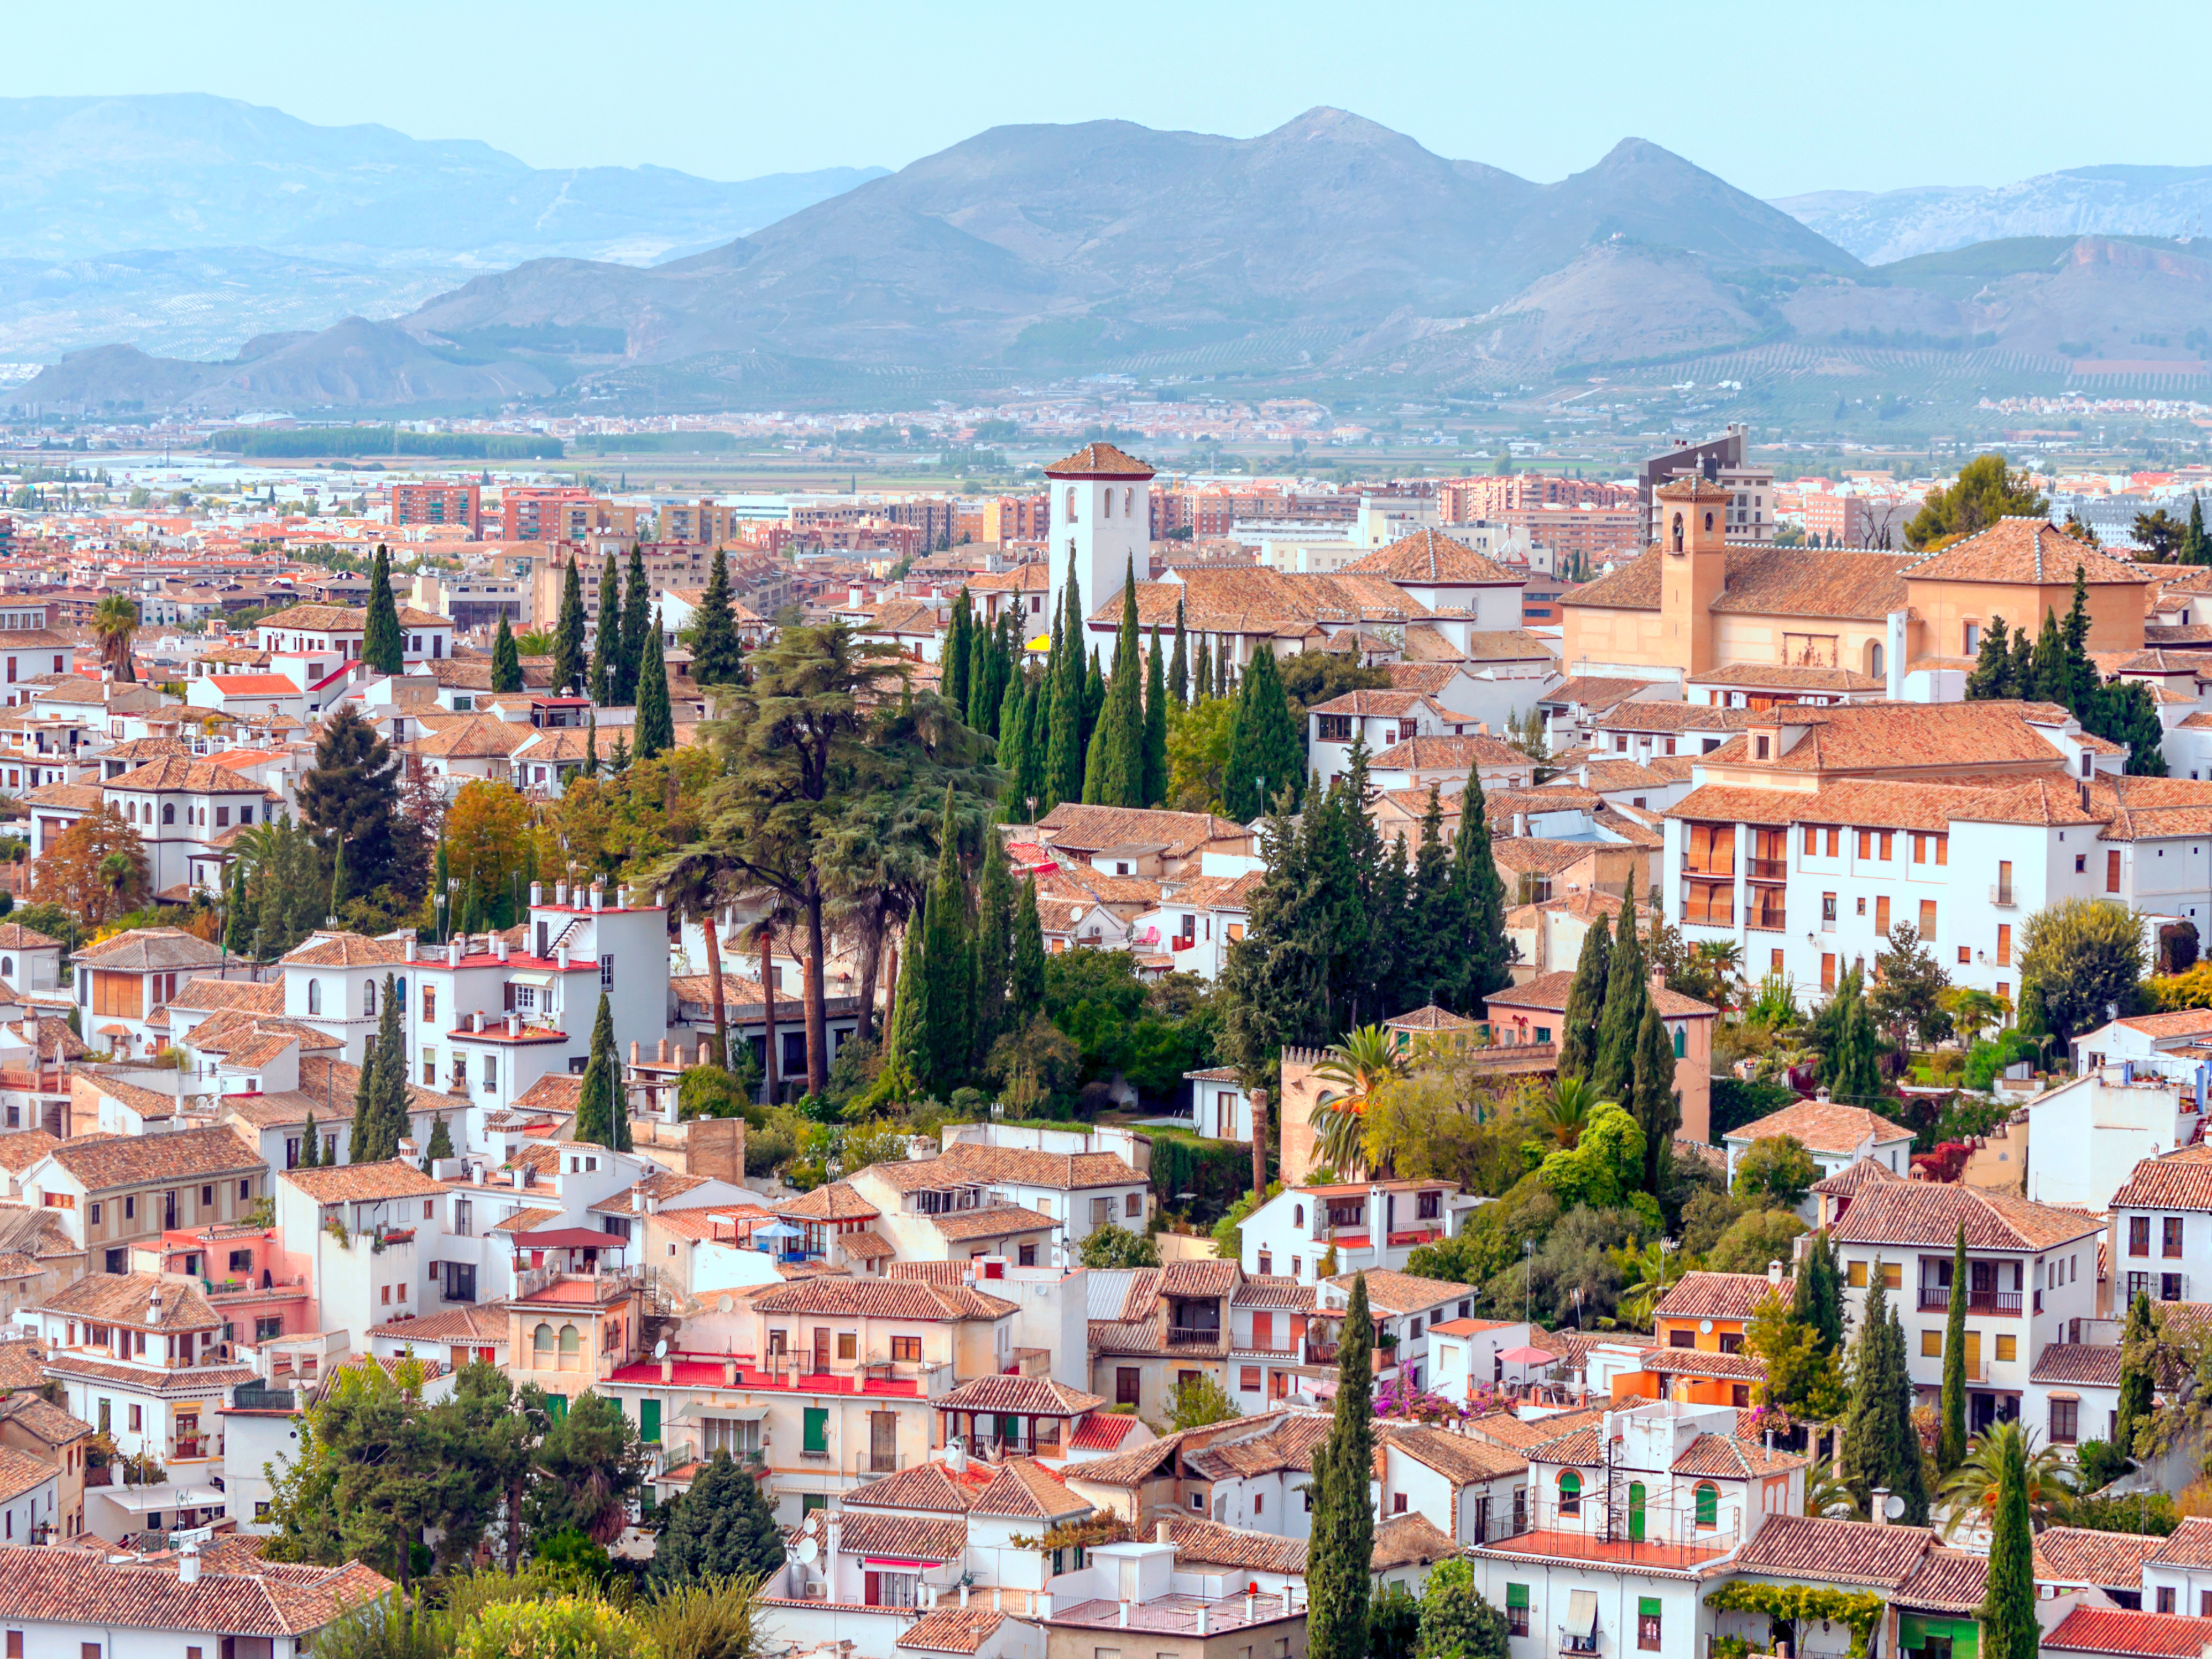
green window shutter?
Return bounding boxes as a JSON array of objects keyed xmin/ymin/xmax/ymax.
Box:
[
  {"xmin": 1507, "ymin": 1585, "xmax": 1530, "ymax": 1610},
  {"xmin": 1559, "ymin": 1472, "xmax": 1580, "ymax": 1496},
  {"xmin": 1639, "ymin": 1600, "xmax": 1662, "ymax": 1619},
  {"xmin": 544, "ymin": 1394, "xmax": 567, "ymax": 1420},
  {"xmin": 1901, "ymin": 1617, "xmax": 1928, "ymax": 1650},
  {"xmin": 1947, "ymin": 1621, "xmax": 1979, "ymax": 1659},
  {"xmin": 804, "ymin": 1406, "xmax": 828, "ymax": 1453},
  {"xmin": 640, "ymin": 1399, "xmax": 660, "ymax": 1444},
  {"xmin": 1695, "ymin": 1484, "xmax": 1718, "ymax": 1527}
]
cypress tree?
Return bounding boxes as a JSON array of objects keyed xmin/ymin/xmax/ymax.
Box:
[
  {"xmin": 1081, "ymin": 648, "xmax": 1105, "ymax": 759},
  {"xmin": 362, "ymin": 543, "xmax": 403, "ymax": 674},
  {"xmin": 945, "ymin": 589, "xmax": 973, "ymax": 717},
  {"xmin": 2188, "ymin": 496, "xmax": 2210, "ymax": 566},
  {"xmin": 649, "ymin": 1451, "xmax": 784, "ymax": 1589},
  {"xmin": 609, "ymin": 731, "xmax": 631, "ymax": 774},
  {"xmin": 2116, "ymin": 1290, "xmax": 2157, "ymax": 1464},
  {"xmin": 1215, "ymin": 639, "xmax": 1229, "ymax": 698},
  {"xmin": 635, "ymin": 611, "xmax": 674, "ymax": 761},
  {"xmin": 491, "ymin": 616, "xmax": 523, "ymax": 694},
  {"xmin": 354, "ymin": 973, "xmax": 410, "ymax": 1163},
  {"xmin": 1791, "ymin": 1228, "xmax": 1845, "ymax": 1353},
  {"xmin": 1447, "ymin": 769, "xmax": 1511, "ymax": 1014},
  {"xmin": 2004, "ymin": 622, "xmax": 2033, "ymax": 700},
  {"xmin": 1084, "ymin": 562, "xmax": 1145, "ymax": 807},
  {"xmin": 583, "ymin": 712, "xmax": 598, "ymax": 778},
  {"xmin": 298, "ymin": 1109, "xmax": 320, "ymax": 1168},
  {"xmin": 589, "ymin": 552, "xmax": 620, "ymax": 705},
  {"xmin": 1017, "ymin": 675, "xmax": 1048, "ymax": 819},
  {"xmin": 1589, "ymin": 900, "xmax": 1646, "ymax": 1104},
  {"xmin": 618, "ymin": 543, "xmax": 650, "ymax": 705},
  {"xmin": 882, "ymin": 911, "xmax": 928, "ymax": 1100},
  {"xmin": 1222, "ymin": 645, "xmax": 1302, "ymax": 820},
  {"xmin": 224, "ymin": 857, "xmax": 251, "ymax": 957},
  {"xmin": 1840, "ymin": 1268, "xmax": 1928, "ymax": 1523},
  {"xmin": 2030, "ymin": 608, "xmax": 2069, "ymax": 707},
  {"xmin": 2062, "ymin": 564, "xmax": 2095, "ymax": 713},
  {"xmin": 1044, "ymin": 556, "xmax": 1085, "ymax": 811},
  {"xmin": 1978, "ymin": 1425, "xmax": 2039, "ymax": 1659},
  {"xmin": 1307, "ymin": 1274, "xmax": 1375, "ymax": 1659},
  {"xmin": 425, "ymin": 1114, "xmax": 453, "ymax": 1164},
  {"xmin": 1142, "ymin": 626, "xmax": 1169, "ymax": 807},
  {"xmin": 1938, "ymin": 1224, "xmax": 1969, "ymax": 1473},
  {"xmin": 1193, "ymin": 635, "xmax": 1213, "ymax": 703},
  {"xmin": 554, "ymin": 555, "xmax": 587, "ymax": 693},
  {"xmin": 997, "ymin": 677, "xmax": 1032, "ymax": 822},
  {"xmin": 1886, "ymin": 1302, "xmax": 1928, "ymax": 1520},
  {"xmin": 1403, "ymin": 786, "xmax": 1455, "ymax": 1009},
  {"xmin": 1557, "ymin": 911, "xmax": 1612, "ymax": 1082},
  {"xmin": 1630, "ymin": 997, "xmax": 1678, "ymax": 1194},
  {"xmin": 574, "ymin": 990, "xmax": 622, "ymax": 1148},
  {"xmin": 346, "ymin": 1039, "xmax": 377, "ymax": 1162},
  {"xmin": 1168, "ymin": 598, "xmax": 1188, "ymax": 706},
  {"xmin": 1010, "ymin": 874, "xmax": 1047, "ymax": 1025},
  {"xmin": 691, "ymin": 548, "xmax": 745, "ymax": 687},
  {"xmin": 972, "ymin": 832, "xmax": 1015, "ymax": 1063},
  {"xmin": 966, "ymin": 612, "xmax": 992, "ymax": 729},
  {"xmin": 328, "ymin": 836, "xmax": 349, "ymax": 917},
  {"xmin": 1963, "ymin": 616, "xmax": 2011, "ymax": 702},
  {"xmin": 916, "ymin": 787, "xmax": 974, "ymax": 1097}
]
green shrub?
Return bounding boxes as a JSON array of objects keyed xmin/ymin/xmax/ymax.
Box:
[{"xmin": 452, "ymin": 1595, "xmax": 653, "ymax": 1659}]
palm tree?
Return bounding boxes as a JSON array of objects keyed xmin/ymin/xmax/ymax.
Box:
[
  {"xmin": 1541, "ymin": 1075, "xmax": 1599, "ymax": 1149},
  {"xmin": 91, "ymin": 593, "xmax": 140, "ymax": 682},
  {"xmin": 1613, "ymin": 1238, "xmax": 1677, "ymax": 1330},
  {"xmin": 1807, "ymin": 1458, "xmax": 1866, "ymax": 1521},
  {"xmin": 1308, "ymin": 1025, "xmax": 1408, "ymax": 1180},
  {"xmin": 1938, "ymin": 1421, "xmax": 2077, "ymax": 1540}
]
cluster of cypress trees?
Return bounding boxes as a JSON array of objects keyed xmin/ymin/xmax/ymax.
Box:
[
  {"xmin": 347, "ymin": 973, "xmax": 416, "ymax": 1163},
  {"xmin": 1557, "ymin": 900, "xmax": 1681, "ymax": 1192},
  {"xmin": 546, "ymin": 542, "xmax": 732, "ymax": 747},
  {"xmin": 1962, "ymin": 564, "xmax": 2166, "ymax": 773},
  {"xmin": 942, "ymin": 590, "xmax": 1024, "ymax": 737},
  {"xmin": 988, "ymin": 552, "xmax": 1303, "ymax": 822},
  {"xmin": 1219, "ymin": 744, "xmax": 1511, "ymax": 1070},
  {"xmin": 881, "ymin": 789, "xmax": 1048, "ymax": 1102},
  {"xmin": 1836, "ymin": 1262, "xmax": 1929, "ymax": 1524}
]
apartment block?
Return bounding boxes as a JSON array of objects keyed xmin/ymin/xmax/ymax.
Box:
[{"xmin": 391, "ymin": 482, "xmax": 481, "ymax": 538}]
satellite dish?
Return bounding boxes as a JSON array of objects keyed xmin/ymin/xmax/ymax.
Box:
[
  {"xmin": 654, "ymin": 1339, "xmax": 667, "ymax": 1359},
  {"xmin": 717, "ymin": 1294, "xmax": 735, "ymax": 1314},
  {"xmin": 797, "ymin": 1538, "xmax": 820, "ymax": 1564},
  {"xmin": 1699, "ymin": 1319, "xmax": 1714, "ymax": 1335},
  {"xmin": 1883, "ymin": 1493, "xmax": 1908, "ymax": 1521}
]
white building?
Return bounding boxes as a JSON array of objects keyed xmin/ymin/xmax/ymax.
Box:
[
  {"xmin": 2109, "ymin": 1150, "xmax": 2212, "ymax": 1311},
  {"xmin": 2025, "ymin": 1062, "xmax": 2201, "ymax": 1211},
  {"xmin": 1237, "ymin": 1180, "xmax": 1484, "ymax": 1286},
  {"xmin": 1046, "ymin": 442, "xmax": 1154, "ymax": 669},
  {"xmin": 1721, "ymin": 1098, "xmax": 1916, "ymax": 1204},
  {"xmin": 0, "ymin": 1541, "xmax": 387, "ymax": 1655}
]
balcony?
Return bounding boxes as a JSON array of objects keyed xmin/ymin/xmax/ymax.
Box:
[
  {"xmin": 1745, "ymin": 857, "xmax": 1788, "ymax": 883},
  {"xmin": 1746, "ymin": 905, "xmax": 1786, "ymax": 933},
  {"xmin": 1990, "ymin": 883, "xmax": 2016, "ymax": 907},
  {"xmin": 1681, "ymin": 898, "xmax": 1734, "ymax": 928},
  {"xmin": 1918, "ymin": 1286, "xmax": 2023, "ymax": 1316},
  {"xmin": 1167, "ymin": 1327, "xmax": 1224, "ymax": 1347},
  {"xmin": 231, "ymin": 1384, "xmax": 296, "ymax": 1411},
  {"xmin": 1679, "ymin": 857, "xmax": 1736, "ymax": 878}
]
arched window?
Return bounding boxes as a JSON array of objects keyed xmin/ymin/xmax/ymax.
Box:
[
  {"xmin": 306, "ymin": 980, "xmax": 322, "ymax": 1015},
  {"xmin": 557, "ymin": 1324, "xmax": 581, "ymax": 1354},
  {"xmin": 1124, "ymin": 487, "xmax": 1134, "ymax": 517},
  {"xmin": 3, "ymin": 958, "xmax": 14, "ymax": 979},
  {"xmin": 124, "ymin": 802, "xmax": 135, "ymax": 823},
  {"xmin": 1102, "ymin": 489, "xmax": 1112, "ymax": 520},
  {"xmin": 1703, "ymin": 511, "xmax": 1714, "ymax": 534},
  {"xmin": 1673, "ymin": 1026, "xmax": 1687, "ymax": 1059},
  {"xmin": 1695, "ymin": 1482, "xmax": 1719, "ymax": 1528},
  {"xmin": 1867, "ymin": 640, "xmax": 1885, "ymax": 679},
  {"xmin": 1558, "ymin": 1472, "xmax": 1582, "ymax": 1515},
  {"xmin": 1671, "ymin": 513, "xmax": 1683, "ymax": 552},
  {"xmin": 1294, "ymin": 1205, "xmax": 1304, "ymax": 1227},
  {"xmin": 161, "ymin": 804, "xmax": 174, "ymax": 826},
  {"xmin": 1066, "ymin": 487, "xmax": 1079, "ymax": 523},
  {"xmin": 533, "ymin": 1323, "xmax": 554, "ymax": 1352},
  {"xmin": 363, "ymin": 980, "xmax": 377, "ymax": 1018}
]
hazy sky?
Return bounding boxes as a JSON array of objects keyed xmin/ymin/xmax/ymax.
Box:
[{"xmin": 27, "ymin": 1, "xmax": 2211, "ymax": 197}]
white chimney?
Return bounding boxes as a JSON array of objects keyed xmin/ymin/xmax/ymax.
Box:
[
  {"xmin": 1768, "ymin": 1260, "xmax": 1784, "ymax": 1288},
  {"xmin": 507, "ymin": 1012, "xmax": 520, "ymax": 1037},
  {"xmin": 1870, "ymin": 1487, "xmax": 1891, "ymax": 1526},
  {"xmin": 495, "ymin": 934, "xmax": 510, "ymax": 962},
  {"xmin": 178, "ymin": 1546, "xmax": 199, "ymax": 1585},
  {"xmin": 530, "ymin": 881, "xmax": 543, "ymax": 906},
  {"xmin": 405, "ymin": 938, "xmax": 418, "ymax": 963},
  {"xmin": 555, "ymin": 880, "xmax": 568, "ymax": 905},
  {"xmin": 148, "ymin": 1285, "xmax": 163, "ymax": 1325},
  {"xmin": 473, "ymin": 1011, "xmax": 484, "ymax": 1032},
  {"xmin": 1156, "ymin": 1520, "xmax": 1171, "ymax": 1543},
  {"xmin": 556, "ymin": 943, "xmax": 569, "ymax": 971},
  {"xmin": 447, "ymin": 940, "xmax": 461, "ymax": 967}
]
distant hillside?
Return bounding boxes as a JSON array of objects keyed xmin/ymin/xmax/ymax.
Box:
[{"xmin": 1776, "ymin": 164, "xmax": 2212, "ymax": 264}]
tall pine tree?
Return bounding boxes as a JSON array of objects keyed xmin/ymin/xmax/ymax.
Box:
[
  {"xmin": 1083, "ymin": 562, "xmax": 1145, "ymax": 807},
  {"xmin": 915, "ymin": 788, "xmax": 974, "ymax": 1097},
  {"xmin": 690, "ymin": 548, "xmax": 746, "ymax": 688},
  {"xmin": 972, "ymin": 831, "xmax": 1015, "ymax": 1065},
  {"xmin": 945, "ymin": 589, "xmax": 973, "ymax": 717},
  {"xmin": 1306, "ymin": 1274, "xmax": 1375, "ymax": 1659},
  {"xmin": 1192, "ymin": 635, "xmax": 1213, "ymax": 705},
  {"xmin": 1044, "ymin": 557, "xmax": 1086, "ymax": 812},
  {"xmin": 362, "ymin": 544, "xmax": 403, "ymax": 675},
  {"xmin": 554, "ymin": 555, "xmax": 587, "ymax": 694},
  {"xmin": 635, "ymin": 611, "xmax": 674, "ymax": 761},
  {"xmin": 491, "ymin": 616, "xmax": 523, "ymax": 694},
  {"xmin": 1589, "ymin": 901, "xmax": 1646, "ymax": 1104}
]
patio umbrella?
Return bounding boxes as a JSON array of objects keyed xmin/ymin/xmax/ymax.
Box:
[{"xmin": 1499, "ymin": 1345, "xmax": 1558, "ymax": 1365}]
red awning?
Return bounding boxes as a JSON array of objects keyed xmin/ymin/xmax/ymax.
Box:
[{"xmin": 513, "ymin": 1229, "xmax": 629, "ymax": 1250}]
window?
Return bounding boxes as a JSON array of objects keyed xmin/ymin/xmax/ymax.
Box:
[
  {"xmin": 2051, "ymin": 1399, "xmax": 2079, "ymax": 1443},
  {"xmin": 1126, "ymin": 1192, "xmax": 1142, "ymax": 1218},
  {"xmin": 1117, "ymin": 1367, "xmax": 1140, "ymax": 1405},
  {"xmin": 1922, "ymin": 1329, "xmax": 1942, "ymax": 1357},
  {"xmin": 2160, "ymin": 1588, "xmax": 2177, "ymax": 1615},
  {"xmin": 1995, "ymin": 1334, "xmax": 2017, "ymax": 1362},
  {"xmin": 2131, "ymin": 1216, "xmax": 2152, "ymax": 1257},
  {"xmin": 307, "ymin": 979, "xmax": 321, "ymax": 1015},
  {"xmin": 1557, "ymin": 1471, "xmax": 1581, "ymax": 1515},
  {"xmin": 422, "ymin": 985, "xmax": 436, "ymax": 1024},
  {"xmin": 1803, "ymin": 825, "xmax": 1817, "ymax": 855},
  {"xmin": 2165, "ymin": 1272, "xmax": 2184, "ymax": 1302},
  {"xmin": 802, "ymin": 1406, "xmax": 828, "ymax": 1453},
  {"xmin": 1997, "ymin": 924, "xmax": 2011, "ymax": 967},
  {"xmin": 1393, "ymin": 1493, "xmax": 1408, "ymax": 1514},
  {"xmin": 1875, "ymin": 895, "xmax": 1890, "ymax": 933},
  {"xmin": 1857, "ymin": 828, "xmax": 1872, "ymax": 859},
  {"xmin": 2077, "ymin": 854, "xmax": 2087, "ymax": 874},
  {"xmin": 1822, "ymin": 892, "xmax": 1837, "ymax": 922},
  {"xmin": 1670, "ymin": 1329, "xmax": 1694, "ymax": 1348},
  {"xmin": 2109, "ymin": 850, "xmax": 2123, "ymax": 893},
  {"xmin": 1639, "ymin": 1598, "xmax": 1663, "ymax": 1651},
  {"xmin": 364, "ymin": 980, "xmax": 376, "ymax": 1016},
  {"xmin": 1919, "ymin": 900, "xmax": 1937, "ymax": 938},
  {"xmin": 1506, "ymin": 1586, "xmax": 1530, "ymax": 1637},
  {"xmin": 1316, "ymin": 714, "xmax": 1352, "ymax": 743},
  {"xmin": 837, "ymin": 1332, "xmax": 858, "ymax": 1360},
  {"xmin": 2167, "ymin": 1218, "xmax": 2185, "ymax": 1259},
  {"xmin": 891, "ymin": 1335, "xmax": 922, "ymax": 1362},
  {"xmin": 1694, "ymin": 1485, "xmax": 1718, "ymax": 1528},
  {"xmin": 601, "ymin": 954, "xmax": 615, "ymax": 988}
]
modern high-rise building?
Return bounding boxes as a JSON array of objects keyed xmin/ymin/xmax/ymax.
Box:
[{"xmin": 392, "ymin": 482, "xmax": 481, "ymax": 537}]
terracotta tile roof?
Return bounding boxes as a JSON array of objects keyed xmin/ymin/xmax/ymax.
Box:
[
  {"xmin": 1832, "ymin": 1182, "xmax": 2106, "ymax": 1253},
  {"xmin": 280, "ymin": 1159, "xmax": 450, "ymax": 1204},
  {"xmin": 1523, "ymin": 1425, "xmax": 1602, "ymax": 1464},
  {"xmin": 1344, "ymin": 528, "xmax": 1525, "ymax": 586},
  {"xmin": 164, "ymin": 977, "xmax": 285, "ymax": 1015},
  {"xmin": 1895, "ymin": 1547, "xmax": 1989, "ymax": 1613},
  {"xmin": 1165, "ymin": 1516, "xmax": 1310, "ymax": 1575},
  {"xmin": 1035, "ymin": 804, "xmax": 1246, "ymax": 858},
  {"xmin": 1386, "ymin": 1003, "xmax": 1478, "ymax": 1033},
  {"xmin": 1667, "ymin": 775, "xmax": 2104, "ymax": 834},
  {"xmin": 748, "ymin": 1279, "xmax": 1017, "ymax": 1321},
  {"xmin": 2030, "ymin": 1344, "xmax": 2126, "ymax": 1387},
  {"xmin": 2148, "ymin": 1516, "xmax": 2212, "ymax": 1568},
  {"xmin": 1185, "ymin": 1413, "xmax": 1333, "ymax": 1479},
  {"xmin": 1306, "ymin": 689, "xmax": 1443, "ymax": 718},
  {"xmin": 43, "ymin": 1124, "xmax": 259, "ymax": 1188},
  {"xmin": 2036, "ymin": 1525, "xmax": 2166, "ymax": 1588},
  {"xmin": 1733, "ymin": 1514, "xmax": 1932, "ymax": 1587},
  {"xmin": 1325, "ymin": 1270, "xmax": 1470, "ymax": 1314},
  {"xmin": 1232, "ymin": 1275, "xmax": 1317, "ymax": 1310},
  {"xmin": 103, "ymin": 757, "xmax": 272, "ymax": 794},
  {"xmin": 847, "ymin": 1461, "xmax": 988, "ymax": 1512},
  {"xmin": 1384, "ymin": 1423, "xmax": 1528, "ymax": 1484},
  {"xmin": 1373, "ymin": 733, "xmax": 1531, "ymax": 771},
  {"xmin": 863, "ymin": 1142, "xmax": 1142, "ymax": 1194},
  {"xmin": 1653, "ymin": 1271, "xmax": 1785, "ymax": 1324},
  {"xmin": 929, "ymin": 1203, "xmax": 1058, "ymax": 1241},
  {"xmin": 71, "ymin": 928, "xmax": 231, "ymax": 972},
  {"xmin": 1159, "ymin": 1260, "xmax": 1241, "ymax": 1299},
  {"xmin": 1543, "ymin": 675, "xmax": 1661, "ymax": 711},
  {"xmin": 1462, "ymin": 1406, "xmax": 1610, "ymax": 1453},
  {"xmin": 1485, "ymin": 968, "xmax": 1716, "ymax": 1020},
  {"xmin": 22, "ymin": 782, "xmax": 103, "ymax": 811},
  {"xmin": 934, "ymin": 1375, "xmax": 1105, "ymax": 1416},
  {"xmin": 898, "ymin": 1608, "xmax": 1006, "ymax": 1653},
  {"xmin": 297, "ymin": 1053, "xmax": 452, "ymax": 1120},
  {"xmin": 776, "ymin": 1180, "xmax": 881, "ymax": 1222},
  {"xmin": 968, "ymin": 1456, "xmax": 1082, "ymax": 1519},
  {"xmin": 1045, "ymin": 442, "xmax": 1155, "ymax": 478},
  {"xmin": 1908, "ymin": 518, "xmax": 2147, "ymax": 586},
  {"xmin": 1067, "ymin": 1413, "xmax": 1141, "ymax": 1451},
  {"xmin": 1726, "ymin": 1099, "xmax": 1912, "ymax": 1154},
  {"xmin": 1673, "ymin": 1429, "xmax": 1806, "ymax": 1476},
  {"xmin": 511, "ymin": 1073, "xmax": 584, "ymax": 1117},
  {"xmin": 259, "ymin": 601, "xmax": 445, "ymax": 631},
  {"xmin": 1812, "ymin": 1156, "xmax": 1908, "ymax": 1197},
  {"xmin": 1097, "ymin": 571, "xmax": 1428, "ymax": 638},
  {"xmin": 1369, "ymin": 1510, "xmax": 1460, "ymax": 1572},
  {"xmin": 0, "ymin": 1131, "xmax": 59, "ymax": 1175},
  {"xmin": 1697, "ymin": 662, "xmax": 1885, "ymax": 692},
  {"xmin": 1697, "ymin": 701, "xmax": 2094, "ymax": 779},
  {"xmin": 367, "ymin": 1303, "xmax": 509, "ymax": 1345},
  {"xmin": 0, "ymin": 1546, "xmax": 391, "ymax": 1637},
  {"xmin": 1489, "ymin": 836, "xmax": 1603, "ymax": 876},
  {"xmin": 279, "ymin": 931, "xmax": 411, "ymax": 967},
  {"xmin": 39, "ymin": 1272, "xmax": 220, "ymax": 1332},
  {"xmin": 2046, "ymin": 1609, "xmax": 2212, "ymax": 1658},
  {"xmin": 186, "ymin": 1012, "xmax": 342, "ymax": 1066},
  {"xmin": 839, "ymin": 1511, "xmax": 968, "ymax": 1562},
  {"xmin": 0, "ymin": 1394, "xmax": 89, "ymax": 1447}
]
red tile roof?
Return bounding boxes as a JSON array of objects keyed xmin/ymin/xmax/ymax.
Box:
[
  {"xmin": 1045, "ymin": 442, "xmax": 1154, "ymax": 479},
  {"xmin": 2046, "ymin": 1609, "xmax": 2212, "ymax": 1658}
]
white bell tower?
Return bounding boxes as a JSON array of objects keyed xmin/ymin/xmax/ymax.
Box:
[{"xmin": 1045, "ymin": 442, "xmax": 1155, "ymax": 665}]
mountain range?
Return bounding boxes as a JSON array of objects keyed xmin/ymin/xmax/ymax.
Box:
[
  {"xmin": 16, "ymin": 100, "xmax": 2212, "ymax": 416},
  {"xmin": 1776, "ymin": 165, "xmax": 2212, "ymax": 265}
]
